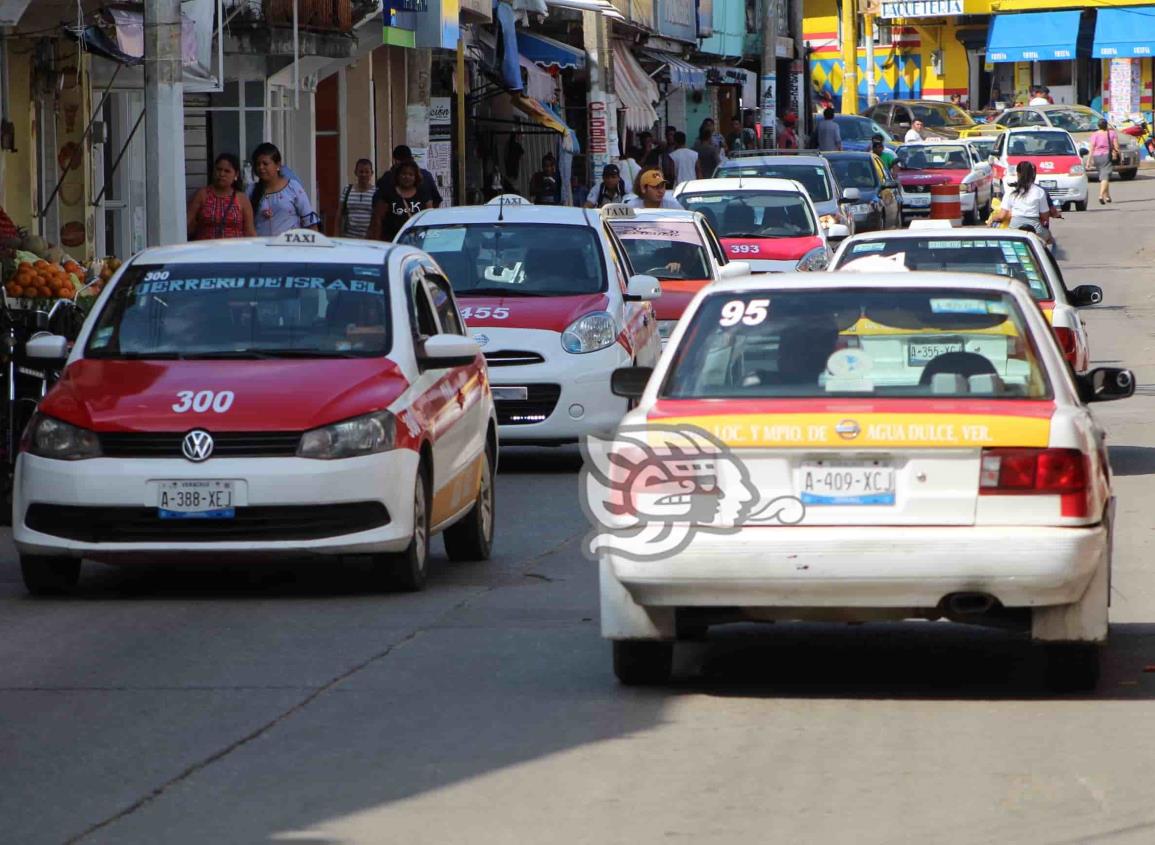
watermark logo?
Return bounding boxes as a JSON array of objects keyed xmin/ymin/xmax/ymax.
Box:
[{"xmin": 580, "ymin": 423, "xmax": 805, "ymax": 562}]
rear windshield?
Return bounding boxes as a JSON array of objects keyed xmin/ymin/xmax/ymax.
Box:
[
  {"xmin": 398, "ymin": 223, "xmax": 607, "ymax": 296},
  {"xmin": 911, "ymin": 104, "xmax": 974, "ymax": 127},
  {"xmin": 662, "ymin": 288, "xmax": 1051, "ymax": 399},
  {"xmin": 1008, "ymin": 131, "xmax": 1077, "ymax": 157},
  {"xmin": 609, "ymin": 220, "xmax": 710, "ymax": 280},
  {"xmin": 835, "ymin": 116, "xmax": 889, "ymax": 141},
  {"xmin": 1045, "ymin": 109, "xmax": 1099, "ymax": 133},
  {"xmin": 715, "ymin": 163, "xmax": 833, "ymax": 202},
  {"xmin": 896, "ymin": 145, "xmax": 970, "ymax": 170},
  {"xmin": 828, "ymin": 157, "xmax": 879, "ymax": 189},
  {"xmin": 677, "ymin": 191, "xmax": 818, "ymax": 238},
  {"xmin": 836, "ymin": 237, "xmax": 1052, "ymax": 301},
  {"xmin": 86, "ymin": 262, "xmax": 391, "ymax": 359}
]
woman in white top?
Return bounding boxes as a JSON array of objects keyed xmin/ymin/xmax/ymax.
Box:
[{"xmin": 992, "ymin": 161, "xmax": 1054, "ymax": 246}]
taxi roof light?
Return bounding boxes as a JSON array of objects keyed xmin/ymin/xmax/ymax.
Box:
[{"xmin": 271, "ymin": 229, "xmax": 335, "ymax": 248}]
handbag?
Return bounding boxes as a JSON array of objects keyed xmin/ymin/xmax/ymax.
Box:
[{"xmin": 1109, "ymin": 131, "xmax": 1121, "ymax": 165}]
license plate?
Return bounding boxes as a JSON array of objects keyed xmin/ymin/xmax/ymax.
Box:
[
  {"xmin": 157, "ymin": 480, "xmax": 235, "ymax": 519},
  {"xmin": 1039, "ymin": 179, "xmax": 1057, "ymax": 188},
  {"xmin": 798, "ymin": 461, "xmax": 896, "ymax": 506},
  {"xmin": 904, "ymin": 194, "xmax": 930, "ymax": 207},
  {"xmin": 492, "ymin": 386, "xmax": 528, "ymax": 401},
  {"xmin": 908, "ymin": 340, "xmax": 964, "ymax": 365}
]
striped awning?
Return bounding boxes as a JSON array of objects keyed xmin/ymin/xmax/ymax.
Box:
[{"xmin": 613, "ymin": 42, "xmax": 659, "ymax": 131}]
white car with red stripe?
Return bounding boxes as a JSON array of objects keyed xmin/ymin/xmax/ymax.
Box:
[
  {"xmin": 893, "ymin": 140, "xmax": 994, "ymax": 223},
  {"xmin": 671, "ymin": 178, "xmax": 841, "ymax": 272},
  {"xmin": 14, "ymin": 231, "xmax": 497, "ymax": 594},
  {"xmin": 397, "ymin": 204, "xmax": 661, "ymax": 445},
  {"xmin": 830, "ymin": 226, "xmax": 1102, "ymax": 372},
  {"xmin": 990, "ymin": 127, "xmax": 1089, "ymax": 211},
  {"xmin": 596, "ymin": 272, "xmax": 1134, "ymax": 690}
]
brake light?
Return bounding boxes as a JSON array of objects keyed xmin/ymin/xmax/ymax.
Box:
[
  {"xmin": 979, "ymin": 448, "xmax": 1089, "ymax": 517},
  {"xmin": 1052, "ymin": 326, "xmax": 1078, "ymax": 366}
]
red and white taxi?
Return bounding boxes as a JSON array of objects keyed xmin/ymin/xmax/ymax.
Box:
[
  {"xmin": 893, "ymin": 141, "xmax": 994, "ymax": 223},
  {"xmin": 990, "ymin": 127, "xmax": 1089, "ymax": 211},
  {"xmin": 397, "ymin": 204, "xmax": 661, "ymax": 445},
  {"xmin": 604, "ymin": 206, "xmax": 750, "ymax": 346},
  {"xmin": 14, "ymin": 231, "xmax": 497, "ymax": 594},
  {"xmin": 597, "ymin": 272, "xmax": 1134, "ymax": 691},
  {"xmin": 672, "ymin": 178, "xmax": 841, "ymax": 273}
]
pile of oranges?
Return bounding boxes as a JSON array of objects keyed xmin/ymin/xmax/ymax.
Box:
[{"xmin": 4, "ymin": 259, "xmax": 82, "ymax": 300}]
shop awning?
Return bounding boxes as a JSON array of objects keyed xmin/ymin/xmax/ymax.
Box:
[
  {"xmin": 639, "ymin": 50, "xmax": 707, "ymax": 90},
  {"xmin": 517, "ymin": 31, "xmax": 586, "ymax": 71},
  {"xmin": 510, "ymin": 92, "xmax": 568, "ymax": 135},
  {"xmin": 613, "ymin": 42, "xmax": 659, "ymax": 131},
  {"xmin": 986, "ymin": 11, "xmax": 1083, "ymax": 62},
  {"xmin": 1093, "ymin": 7, "xmax": 1155, "ymax": 58}
]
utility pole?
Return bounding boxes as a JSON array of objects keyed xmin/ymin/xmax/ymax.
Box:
[
  {"xmin": 143, "ymin": 0, "xmax": 186, "ymax": 245},
  {"xmin": 761, "ymin": 0, "xmax": 779, "ymax": 148},
  {"xmin": 841, "ymin": 0, "xmax": 858, "ymax": 114},
  {"xmin": 864, "ymin": 10, "xmax": 876, "ymax": 106},
  {"xmin": 583, "ymin": 10, "xmax": 611, "ymax": 174},
  {"xmin": 406, "ymin": 49, "xmax": 432, "ymax": 164}
]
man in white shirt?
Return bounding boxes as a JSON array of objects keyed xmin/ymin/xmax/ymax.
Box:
[
  {"xmin": 904, "ymin": 119, "xmax": 925, "ymax": 143},
  {"xmin": 1028, "ymin": 87, "xmax": 1049, "ymax": 106},
  {"xmin": 624, "ymin": 168, "xmax": 683, "ymax": 209},
  {"xmin": 668, "ymin": 131, "xmax": 701, "ymax": 186}
]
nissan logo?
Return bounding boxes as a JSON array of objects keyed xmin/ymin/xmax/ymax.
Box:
[
  {"xmin": 181, "ymin": 430, "xmax": 215, "ymax": 462},
  {"xmin": 835, "ymin": 419, "xmax": 861, "ymax": 440}
]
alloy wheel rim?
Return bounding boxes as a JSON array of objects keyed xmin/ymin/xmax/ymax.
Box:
[
  {"xmin": 479, "ymin": 458, "xmax": 493, "ymax": 542},
  {"xmin": 414, "ymin": 479, "xmax": 427, "ymax": 570}
]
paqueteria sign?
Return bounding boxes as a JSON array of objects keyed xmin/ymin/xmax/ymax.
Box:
[{"xmin": 880, "ymin": 0, "xmax": 963, "ymax": 19}]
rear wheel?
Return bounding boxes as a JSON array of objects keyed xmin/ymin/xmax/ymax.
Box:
[
  {"xmin": 1119, "ymin": 168, "xmax": 1138, "ymax": 181},
  {"xmin": 373, "ymin": 465, "xmax": 430, "ymax": 592},
  {"xmin": 1073, "ymin": 200, "xmax": 1088, "ymax": 212},
  {"xmin": 21, "ymin": 554, "xmax": 81, "ymax": 596},
  {"xmin": 443, "ymin": 445, "xmax": 495, "ymax": 562},
  {"xmin": 613, "ymin": 641, "xmax": 673, "ymax": 685},
  {"xmin": 1044, "ymin": 643, "xmax": 1101, "ymax": 692}
]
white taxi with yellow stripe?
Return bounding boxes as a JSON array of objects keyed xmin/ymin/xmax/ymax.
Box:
[{"xmin": 593, "ymin": 272, "xmax": 1133, "ymax": 690}]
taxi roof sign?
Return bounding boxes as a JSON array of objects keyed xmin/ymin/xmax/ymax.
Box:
[
  {"xmin": 486, "ymin": 194, "xmax": 530, "ymax": 206},
  {"xmin": 272, "ymin": 229, "xmax": 335, "ymax": 247},
  {"xmin": 599, "ymin": 203, "xmax": 636, "ymax": 219}
]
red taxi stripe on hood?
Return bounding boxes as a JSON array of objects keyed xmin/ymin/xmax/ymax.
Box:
[
  {"xmin": 457, "ymin": 293, "xmax": 610, "ymax": 333},
  {"xmin": 649, "ymin": 398, "xmax": 1056, "ymax": 418},
  {"xmin": 722, "ymin": 236, "xmax": 823, "ymax": 261}
]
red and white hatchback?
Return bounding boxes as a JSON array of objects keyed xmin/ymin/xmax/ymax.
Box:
[
  {"xmin": 990, "ymin": 127, "xmax": 1089, "ymax": 211},
  {"xmin": 14, "ymin": 230, "xmax": 497, "ymax": 594}
]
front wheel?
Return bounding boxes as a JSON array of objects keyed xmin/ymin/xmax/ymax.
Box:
[
  {"xmin": 1044, "ymin": 643, "xmax": 1101, "ymax": 692},
  {"xmin": 613, "ymin": 640, "xmax": 673, "ymax": 685},
  {"xmin": 373, "ymin": 465, "xmax": 430, "ymax": 591},
  {"xmin": 443, "ymin": 445, "xmax": 495, "ymax": 562},
  {"xmin": 21, "ymin": 554, "xmax": 81, "ymax": 595}
]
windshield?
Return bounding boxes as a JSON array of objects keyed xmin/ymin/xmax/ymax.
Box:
[
  {"xmin": 911, "ymin": 104, "xmax": 975, "ymax": 127},
  {"xmin": 836, "ymin": 237, "xmax": 1052, "ymax": 301},
  {"xmin": 86, "ymin": 262, "xmax": 391, "ymax": 359},
  {"xmin": 662, "ymin": 288, "xmax": 1050, "ymax": 399},
  {"xmin": 677, "ymin": 191, "xmax": 818, "ymax": 238},
  {"xmin": 398, "ymin": 223, "xmax": 606, "ymax": 296},
  {"xmin": 829, "ymin": 157, "xmax": 879, "ymax": 189},
  {"xmin": 716, "ymin": 163, "xmax": 833, "ymax": 202},
  {"xmin": 1008, "ymin": 131, "xmax": 1078, "ymax": 157},
  {"xmin": 1045, "ymin": 108, "xmax": 1100, "ymax": 133},
  {"xmin": 836, "ymin": 116, "xmax": 890, "ymax": 142},
  {"xmin": 609, "ymin": 220, "xmax": 711, "ymax": 280},
  {"xmin": 896, "ymin": 145, "xmax": 971, "ymax": 170}
]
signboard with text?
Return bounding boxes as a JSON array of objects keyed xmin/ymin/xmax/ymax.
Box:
[
  {"xmin": 656, "ymin": 0, "xmax": 697, "ymax": 43},
  {"xmin": 879, "ymin": 0, "xmax": 962, "ymax": 19}
]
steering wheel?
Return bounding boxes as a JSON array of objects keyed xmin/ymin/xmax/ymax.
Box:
[{"xmin": 644, "ymin": 266, "xmax": 686, "ymax": 279}]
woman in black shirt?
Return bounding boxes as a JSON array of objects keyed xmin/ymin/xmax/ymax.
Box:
[{"xmin": 370, "ymin": 161, "xmax": 435, "ymax": 241}]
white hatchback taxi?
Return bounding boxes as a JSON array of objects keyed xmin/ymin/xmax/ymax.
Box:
[
  {"xmin": 594, "ymin": 272, "xmax": 1133, "ymax": 691},
  {"xmin": 15, "ymin": 231, "xmax": 497, "ymax": 594}
]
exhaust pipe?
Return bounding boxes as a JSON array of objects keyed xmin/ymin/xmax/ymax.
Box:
[{"xmin": 945, "ymin": 592, "xmax": 996, "ymax": 616}]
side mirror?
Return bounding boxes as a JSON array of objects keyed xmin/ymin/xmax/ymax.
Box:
[
  {"xmin": 826, "ymin": 223, "xmax": 851, "ymax": 240},
  {"xmin": 719, "ymin": 261, "xmax": 751, "ymax": 279},
  {"xmin": 841, "ymin": 187, "xmax": 861, "ymax": 202},
  {"xmin": 1077, "ymin": 367, "xmax": 1135, "ymax": 403},
  {"xmin": 625, "ymin": 273, "xmax": 661, "ymax": 301},
  {"xmin": 610, "ymin": 366, "xmax": 654, "ymax": 399},
  {"xmin": 1070, "ymin": 284, "xmax": 1103, "ymax": 307},
  {"xmin": 25, "ymin": 333, "xmax": 69, "ymax": 360},
  {"xmin": 417, "ymin": 333, "xmax": 481, "ymax": 370},
  {"xmin": 1079, "ymin": 147, "xmax": 1090, "ymax": 158},
  {"xmin": 883, "ymin": 179, "xmax": 899, "ymax": 190}
]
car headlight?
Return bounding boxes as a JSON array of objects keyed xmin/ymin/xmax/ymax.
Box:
[
  {"xmin": 298, "ymin": 410, "xmax": 396, "ymax": 460},
  {"xmin": 657, "ymin": 319, "xmax": 677, "ymax": 341},
  {"xmin": 22, "ymin": 413, "xmax": 101, "ymax": 460},
  {"xmin": 796, "ymin": 247, "xmax": 829, "ymax": 272},
  {"xmin": 561, "ymin": 311, "xmax": 617, "ymax": 354},
  {"xmin": 849, "ymin": 203, "xmax": 873, "ymax": 215},
  {"xmin": 1070, "ymin": 164, "xmax": 1086, "ymax": 175}
]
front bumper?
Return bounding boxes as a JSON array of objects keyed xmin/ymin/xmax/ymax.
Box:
[
  {"xmin": 13, "ymin": 449, "xmax": 421, "ymax": 559},
  {"xmin": 1035, "ymin": 174, "xmax": 1088, "ymax": 203}
]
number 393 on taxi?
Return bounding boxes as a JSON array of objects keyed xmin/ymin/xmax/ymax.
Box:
[{"xmin": 13, "ymin": 231, "xmax": 498, "ymax": 595}]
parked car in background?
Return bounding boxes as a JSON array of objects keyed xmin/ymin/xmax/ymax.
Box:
[
  {"xmin": 992, "ymin": 104, "xmax": 1140, "ymax": 181},
  {"xmin": 832, "ymin": 115, "xmax": 899, "ymax": 152},
  {"xmin": 863, "ymin": 99, "xmax": 979, "ymax": 140},
  {"xmin": 821, "ymin": 151, "xmax": 902, "ymax": 232}
]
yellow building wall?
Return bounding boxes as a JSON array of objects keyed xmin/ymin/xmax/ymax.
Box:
[{"xmin": 2, "ymin": 45, "xmax": 35, "ymax": 230}]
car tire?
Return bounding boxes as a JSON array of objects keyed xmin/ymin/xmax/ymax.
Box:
[
  {"xmin": 1073, "ymin": 200, "xmax": 1088, "ymax": 212},
  {"xmin": 375, "ymin": 464, "xmax": 431, "ymax": 592},
  {"xmin": 21, "ymin": 554, "xmax": 81, "ymax": 596},
  {"xmin": 612, "ymin": 640, "xmax": 673, "ymax": 685},
  {"xmin": 964, "ymin": 206, "xmax": 977, "ymax": 225},
  {"xmin": 1119, "ymin": 168, "xmax": 1138, "ymax": 181},
  {"xmin": 443, "ymin": 444, "xmax": 495, "ymax": 562},
  {"xmin": 1044, "ymin": 643, "xmax": 1101, "ymax": 693}
]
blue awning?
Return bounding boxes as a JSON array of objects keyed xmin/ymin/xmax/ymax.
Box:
[
  {"xmin": 1094, "ymin": 7, "xmax": 1155, "ymax": 58},
  {"xmin": 987, "ymin": 11, "xmax": 1083, "ymax": 63},
  {"xmin": 516, "ymin": 32, "xmax": 586, "ymax": 71},
  {"xmin": 640, "ymin": 50, "xmax": 707, "ymax": 91}
]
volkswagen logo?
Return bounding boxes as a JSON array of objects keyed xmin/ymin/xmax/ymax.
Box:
[
  {"xmin": 181, "ymin": 430, "xmax": 215, "ymax": 462},
  {"xmin": 835, "ymin": 419, "xmax": 861, "ymax": 440}
]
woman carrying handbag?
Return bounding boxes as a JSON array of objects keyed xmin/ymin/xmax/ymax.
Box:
[{"xmin": 1089, "ymin": 119, "xmax": 1120, "ymax": 205}]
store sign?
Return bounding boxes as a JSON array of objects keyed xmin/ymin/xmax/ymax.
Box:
[
  {"xmin": 656, "ymin": 0, "xmax": 697, "ymax": 43},
  {"xmin": 589, "ymin": 99, "xmax": 611, "ymax": 170},
  {"xmin": 879, "ymin": 0, "xmax": 962, "ymax": 20}
]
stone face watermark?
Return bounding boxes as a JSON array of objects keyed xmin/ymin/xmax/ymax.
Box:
[{"xmin": 580, "ymin": 423, "xmax": 806, "ymax": 563}]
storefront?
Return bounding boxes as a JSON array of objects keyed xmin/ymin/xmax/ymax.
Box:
[
  {"xmin": 1092, "ymin": 7, "xmax": 1155, "ymax": 123},
  {"xmin": 985, "ymin": 10, "xmax": 1095, "ymax": 106}
]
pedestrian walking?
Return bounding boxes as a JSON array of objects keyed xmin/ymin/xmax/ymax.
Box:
[
  {"xmin": 585, "ymin": 163, "xmax": 627, "ymax": 208},
  {"xmin": 186, "ymin": 153, "xmax": 256, "ymax": 240},
  {"xmin": 693, "ymin": 127, "xmax": 721, "ymax": 178},
  {"xmin": 871, "ymin": 134, "xmax": 898, "ymax": 170},
  {"xmin": 699, "ymin": 118, "xmax": 728, "ymax": 156},
  {"xmin": 376, "ymin": 144, "xmax": 443, "ymax": 208},
  {"xmin": 816, "ymin": 107, "xmax": 842, "ymax": 151},
  {"xmin": 625, "ymin": 168, "xmax": 682, "ymax": 209},
  {"xmin": 369, "ymin": 160, "xmax": 436, "ymax": 241},
  {"xmin": 338, "ymin": 158, "xmax": 378, "ymax": 238},
  {"xmin": 249, "ymin": 143, "xmax": 319, "ymax": 236},
  {"xmin": 1089, "ymin": 119, "xmax": 1120, "ymax": 205},
  {"xmin": 668, "ymin": 131, "xmax": 701, "ymax": 186},
  {"xmin": 779, "ymin": 113, "xmax": 799, "ymax": 150},
  {"xmin": 529, "ymin": 154, "xmax": 562, "ymax": 205}
]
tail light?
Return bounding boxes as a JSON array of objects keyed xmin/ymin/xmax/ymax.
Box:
[
  {"xmin": 834, "ymin": 335, "xmax": 861, "ymax": 351},
  {"xmin": 1052, "ymin": 326, "xmax": 1078, "ymax": 366},
  {"xmin": 979, "ymin": 448, "xmax": 1089, "ymax": 517}
]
